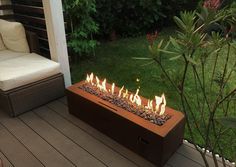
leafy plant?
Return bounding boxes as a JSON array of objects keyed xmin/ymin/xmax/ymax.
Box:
[
  {"xmin": 161, "ymin": 0, "xmax": 198, "ymax": 26},
  {"xmin": 95, "ymin": 0, "xmax": 164, "ymax": 38},
  {"xmin": 63, "ymin": 0, "xmax": 99, "ymax": 60},
  {"xmin": 136, "ymin": 2, "xmax": 236, "ymax": 166}
]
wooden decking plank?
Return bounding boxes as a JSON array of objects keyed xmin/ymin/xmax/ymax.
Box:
[
  {"xmin": 34, "ymin": 105, "xmax": 138, "ymax": 167},
  {"xmin": 59, "ymin": 96, "xmax": 68, "ymax": 105},
  {"xmin": 0, "ymin": 112, "xmax": 74, "ymax": 167},
  {"xmin": 0, "ymin": 119, "xmax": 43, "ymax": 167},
  {"xmin": 20, "ymin": 111, "xmax": 106, "ymax": 167},
  {"xmin": 180, "ymin": 141, "xmax": 234, "ymax": 167},
  {"xmin": 56, "ymin": 98, "xmax": 236, "ymax": 167},
  {"xmin": 167, "ymin": 152, "xmax": 203, "ymax": 167},
  {"xmin": 48, "ymin": 100, "xmax": 157, "ymax": 167},
  {"xmin": 177, "ymin": 144, "xmax": 215, "ymax": 166},
  {"xmin": 0, "ymin": 151, "xmax": 13, "ymax": 167}
]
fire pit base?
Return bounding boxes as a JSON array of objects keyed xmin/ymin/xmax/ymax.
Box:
[{"xmin": 67, "ymin": 81, "xmax": 185, "ymax": 167}]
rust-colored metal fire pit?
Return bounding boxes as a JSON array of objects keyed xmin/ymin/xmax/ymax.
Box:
[{"xmin": 67, "ymin": 75, "xmax": 185, "ymax": 167}]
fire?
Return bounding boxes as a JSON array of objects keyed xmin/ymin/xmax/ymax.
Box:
[
  {"xmin": 86, "ymin": 73, "xmax": 94, "ymax": 85},
  {"xmin": 155, "ymin": 96, "xmax": 162, "ymax": 113},
  {"xmin": 111, "ymin": 83, "xmax": 115, "ymax": 95},
  {"xmin": 159, "ymin": 94, "xmax": 166, "ymax": 115},
  {"xmin": 101, "ymin": 79, "xmax": 107, "ymax": 92},
  {"xmin": 86, "ymin": 73, "xmax": 167, "ymax": 115},
  {"xmin": 123, "ymin": 89, "xmax": 128, "ymax": 98},
  {"xmin": 118, "ymin": 86, "xmax": 124, "ymax": 97}
]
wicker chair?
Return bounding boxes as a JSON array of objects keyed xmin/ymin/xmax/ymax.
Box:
[{"xmin": 0, "ymin": 30, "xmax": 65, "ymax": 117}]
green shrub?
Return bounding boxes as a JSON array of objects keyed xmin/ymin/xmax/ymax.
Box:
[
  {"xmin": 161, "ymin": 0, "xmax": 199, "ymax": 25},
  {"xmin": 63, "ymin": 0, "xmax": 99, "ymax": 59},
  {"xmin": 95, "ymin": 0, "xmax": 164, "ymax": 38},
  {"xmin": 95, "ymin": 0, "xmax": 199, "ymax": 38}
]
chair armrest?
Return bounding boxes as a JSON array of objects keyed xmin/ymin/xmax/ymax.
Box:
[{"xmin": 25, "ymin": 31, "xmax": 41, "ymax": 54}]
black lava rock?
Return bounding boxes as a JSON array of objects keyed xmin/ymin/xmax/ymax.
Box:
[{"xmin": 79, "ymin": 84, "xmax": 172, "ymax": 126}]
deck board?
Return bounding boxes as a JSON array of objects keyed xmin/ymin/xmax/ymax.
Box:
[
  {"xmin": 34, "ymin": 105, "xmax": 138, "ymax": 167},
  {"xmin": 20, "ymin": 111, "xmax": 106, "ymax": 167},
  {"xmin": 0, "ymin": 116, "xmax": 43, "ymax": 167},
  {"xmin": 0, "ymin": 112, "xmax": 74, "ymax": 167},
  {"xmin": 0, "ymin": 151, "xmax": 13, "ymax": 167},
  {"xmin": 47, "ymin": 100, "xmax": 157, "ymax": 167},
  {"xmin": 0, "ymin": 98, "xmax": 235, "ymax": 167},
  {"xmin": 177, "ymin": 141, "xmax": 231, "ymax": 167}
]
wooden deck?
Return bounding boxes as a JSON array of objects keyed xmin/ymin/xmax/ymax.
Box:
[{"xmin": 0, "ymin": 97, "xmax": 234, "ymax": 167}]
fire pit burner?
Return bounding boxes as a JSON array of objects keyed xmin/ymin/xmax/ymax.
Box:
[
  {"xmin": 79, "ymin": 83, "xmax": 171, "ymax": 126},
  {"xmin": 66, "ymin": 73, "xmax": 185, "ymax": 167}
]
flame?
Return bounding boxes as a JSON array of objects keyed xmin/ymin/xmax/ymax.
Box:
[
  {"xmin": 86, "ymin": 74, "xmax": 90, "ymax": 83},
  {"xmin": 159, "ymin": 94, "xmax": 166, "ymax": 115},
  {"xmin": 95, "ymin": 76, "xmax": 102, "ymax": 90},
  {"xmin": 101, "ymin": 79, "xmax": 107, "ymax": 92},
  {"xmin": 111, "ymin": 83, "xmax": 115, "ymax": 95},
  {"xmin": 149, "ymin": 100, "xmax": 154, "ymax": 111},
  {"xmin": 132, "ymin": 89, "xmax": 142, "ymax": 106},
  {"xmin": 86, "ymin": 73, "xmax": 94, "ymax": 85},
  {"xmin": 134, "ymin": 89, "xmax": 139, "ymax": 98},
  {"xmin": 135, "ymin": 95, "xmax": 142, "ymax": 106},
  {"xmin": 129, "ymin": 94, "xmax": 134, "ymax": 102},
  {"xmin": 85, "ymin": 73, "xmax": 167, "ymax": 115},
  {"xmin": 90, "ymin": 73, "xmax": 94, "ymax": 85},
  {"xmin": 155, "ymin": 96, "xmax": 162, "ymax": 113},
  {"xmin": 123, "ymin": 89, "xmax": 128, "ymax": 98},
  {"xmin": 118, "ymin": 86, "xmax": 124, "ymax": 97},
  {"xmin": 146, "ymin": 99, "xmax": 150, "ymax": 109},
  {"xmin": 96, "ymin": 76, "xmax": 100, "ymax": 85}
]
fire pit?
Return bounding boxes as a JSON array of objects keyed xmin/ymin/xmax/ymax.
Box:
[{"xmin": 67, "ymin": 73, "xmax": 185, "ymax": 167}]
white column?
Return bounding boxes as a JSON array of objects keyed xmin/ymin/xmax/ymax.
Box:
[
  {"xmin": 42, "ymin": 0, "xmax": 72, "ymax": 87},
  {"xmin": 0, "ymin": 0, "xmax": 13, "ymax": 16}
]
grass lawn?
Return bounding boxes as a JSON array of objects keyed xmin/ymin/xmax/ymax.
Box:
[{"xmin": 71, "ymin": 27, "xmax": 236, "ymax": 161}]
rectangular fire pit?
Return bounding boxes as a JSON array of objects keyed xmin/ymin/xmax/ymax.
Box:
[{"xmin": 67, "ymin": 76, "xmax": 185, "ymax": 167}]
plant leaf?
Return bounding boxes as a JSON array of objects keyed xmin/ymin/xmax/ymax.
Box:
[
  {"xmin": 169, "ymin": 55, "xmax": 181, "ymax": 61},
  {"xmin": 170, "ymin": 37, "xmax": 181, "ymax": 50},
  {"xmin": 158, "ymin": 49, "xmax": 178, "ymax": 55},
  {"xmin": 158, "ymin": 39, "xmax": 164, "ymax": 48},
  {"xmin": 186, "ymin": 56, "xmax": 197, "ymax": 65},
  {"xmin": 141, "ymin": 61, "xmax": 155, "ymax": 66},
  {"xmin": 174, "ymin": 16, "xmax": 186, "ymax": 31},
  {"xmin": 215, "ymin": 117, "xmax": 236, "ymax": 129},
  {"xmin": 132, "ymin": 57, "xmax": 153, "ymax": 60}
]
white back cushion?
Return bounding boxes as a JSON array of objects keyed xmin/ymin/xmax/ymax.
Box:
[
  {"xmin": 0, "ymin": 19, "xmax": 30, "ymax": 53},
  {"xmin": 0, "ymin": 34, "xmax": 5, "ymax": 51}
]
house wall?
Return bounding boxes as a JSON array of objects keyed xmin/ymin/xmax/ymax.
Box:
[{"xmin": 11, "ymin": 0, "xmax": 50, "ymax": 58}]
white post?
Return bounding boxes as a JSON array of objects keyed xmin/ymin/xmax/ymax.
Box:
[
  {"xmin": 0, "ymin": 0, "xmax": 13, "ymax": 16},
  {"xmin": 42, "ymin": 0, "xmax": 72, "ymax": 87}
]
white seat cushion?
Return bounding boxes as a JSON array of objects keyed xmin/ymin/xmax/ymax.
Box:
[
  {"xmin": 0, "ymin": 53, "xmax": 61, "ymax": 91},
  {"xmin": 0, "ymin": 19, "xmax": 30, "ymax": 53},
  {"xmin": 0, "ymin": 50, "xmax": 27, "ymax": 61},
  {"xmin": 0, "ymin": 35, "xmax": 6, "ymax": 51}
]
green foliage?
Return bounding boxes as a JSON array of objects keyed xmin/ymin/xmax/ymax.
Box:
[
  {"xmin": 216, "ymin": 117, "xmax": 236, "ymax": 129},
  {"xmin": 161, "ymin": 0, "xmax": 199, "ymax": 25},
  {"xmin": 95, "ymin": 0, "xmax": 198, "ymax": 38},
  {"xmin": 145, "ymin": 4, "xmax": 236, "ymax": 165},
  {"xmin": 95, "ymin": 0, "xmax": 164, "ymax": 37},
  {"xmin": 71, "ymin": 27, "xmax": 236, "ymax": 161},
  {"xmin": 63, "ymin": 0, "xmax": 99, "ymax": 58}
]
